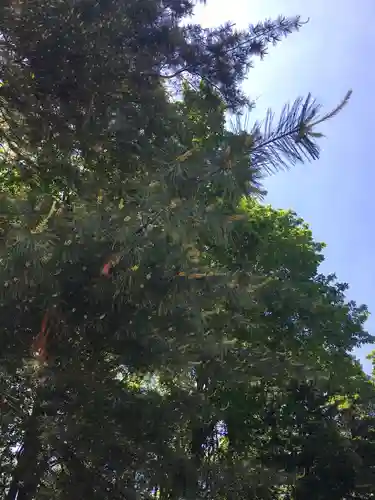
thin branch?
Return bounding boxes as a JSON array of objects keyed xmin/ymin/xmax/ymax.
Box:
[
  {"xmin": 310, "ymin": 90, "xmax": 352, "ymax": 128},
  {"xmin": 158, "ymin": 65, "xmax": 193, "ymax": 79}
]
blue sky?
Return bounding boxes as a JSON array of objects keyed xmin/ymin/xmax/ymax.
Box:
[{"xmin": 193, "ymin": 0, "xmax": 375, "ymax": 373}]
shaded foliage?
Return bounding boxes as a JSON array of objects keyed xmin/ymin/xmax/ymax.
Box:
[{"xmin": 0, "ymin": 0, "xmax": 374, "ymax": 499}]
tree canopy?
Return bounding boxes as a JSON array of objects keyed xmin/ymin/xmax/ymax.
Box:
[{"xmin": 0, "ymin": 0, "xmax": 374, "ymax": 499}]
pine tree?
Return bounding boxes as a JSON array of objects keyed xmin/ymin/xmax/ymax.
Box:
[{"xmin": 0, "ymin": 0, "xmax": 365, "ymax": 499}]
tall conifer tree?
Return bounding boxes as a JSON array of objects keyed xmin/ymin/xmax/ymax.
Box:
[{"xmin": 0, "ymin": 1, "xmax": 365, "ymax": 499}]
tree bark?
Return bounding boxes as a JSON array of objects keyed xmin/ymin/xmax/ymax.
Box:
[{"xmin": 5, "ymin": 401, "xmax": 46, "ymax": 500}]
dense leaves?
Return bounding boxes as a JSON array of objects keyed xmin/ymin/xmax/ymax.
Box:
[{"xmin": 1, "ymin": 0, "xmax": 374, "ymax": 499}]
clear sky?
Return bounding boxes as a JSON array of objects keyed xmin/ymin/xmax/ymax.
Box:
[{"xmin": 193, "ymin": 0, "xmax": 375, "ymax": 373}]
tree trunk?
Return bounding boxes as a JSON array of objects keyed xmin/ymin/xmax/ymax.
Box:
[{"xmin": 5, "ymin": 402, "xmax": 46, "ymax": 500}]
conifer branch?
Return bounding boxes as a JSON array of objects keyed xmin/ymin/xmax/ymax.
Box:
[{"xmin": 250, "ymin": 90, "xmax": 352, "ymax": 173}]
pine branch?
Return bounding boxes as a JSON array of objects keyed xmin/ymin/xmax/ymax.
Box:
[
  {"xmin": 250, "ymin": 90, "xmax": 352, "ymax": 173},
  {"xmin": 310, "ymin": 89, "xmax": 352, "ymax": 127},
  {"xmin": 225, "ymin": 15, "xmax": 306, "ymax": 56},
  {"xmin": 157, "ymin": 16, "xmax": 305, "ymax": 80},
  {"xmin": 132, "ymin": 91, "xmax": 351, "ymax": 242}
]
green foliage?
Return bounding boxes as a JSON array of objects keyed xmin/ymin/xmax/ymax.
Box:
[{"xmin": 0, "ymin": 0, "xmax": 373, "ymax": 499}]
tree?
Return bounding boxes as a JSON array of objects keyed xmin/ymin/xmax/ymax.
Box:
[
  {"xmin": 0, "ymin": 0, "xmax": 368, "ymax": 498},
  {"xmin": 2, "ymin": 192, "xmax": 372, "ymax": 499},
  {"xmin": 0, "ymin": 0, "xmax": 306, "ymax": 194}
]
